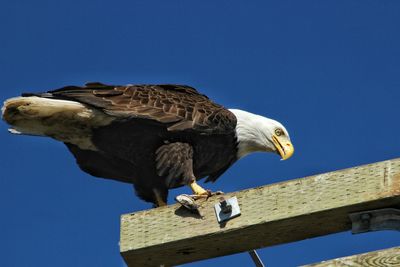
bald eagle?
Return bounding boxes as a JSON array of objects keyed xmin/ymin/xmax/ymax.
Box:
[{"xmin": 2, "ymin": 83, "xmax": 294, "ymax": 206}]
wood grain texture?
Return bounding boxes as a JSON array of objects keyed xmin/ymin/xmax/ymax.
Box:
[
  {"xmin": 120, "ymin": 158, "xmax": 400, "ymax": 267},
  {"xmin": 303, "ymin": 246, "xmax": 400, "ymax": 266}
]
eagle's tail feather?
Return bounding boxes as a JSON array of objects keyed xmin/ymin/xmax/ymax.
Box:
[{"xmin": 2, "ymin": 96, "xmax": 114, "ymax": 148}]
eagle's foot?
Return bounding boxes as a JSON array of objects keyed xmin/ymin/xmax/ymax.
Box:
[
  {"xmin": 190, "ymin": 190, "xmax": 224, "ymax": 199},
  {"xmin": 189, "ymin": 180, "xmax": 209, "ymax": 195},
  {"xmin": 189, "ymin": 180, "xmax": 224, "ymax": 200}
]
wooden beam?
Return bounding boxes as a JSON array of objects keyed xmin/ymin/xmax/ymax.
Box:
[
  {"xmin": 302, "ymin": 246, "xmax": 400, "ymax": 266},
  {"xmin": 120, "ymin": 158, "xmax": 400, "ymax": 267}
]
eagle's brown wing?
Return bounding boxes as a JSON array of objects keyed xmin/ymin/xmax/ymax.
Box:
[{"xmin": 43, "ymin": 82, "xmax": 236, "ymax": 134}]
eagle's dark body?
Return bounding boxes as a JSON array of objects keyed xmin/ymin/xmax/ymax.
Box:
[{"xmin": 22, "ymin": 83, "xmax": 239, "ymax": 204}]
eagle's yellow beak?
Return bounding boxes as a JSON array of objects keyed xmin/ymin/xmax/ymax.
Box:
[{"xmin": 272, "ymin": 134, "xmax": 294, "ymax": 160}]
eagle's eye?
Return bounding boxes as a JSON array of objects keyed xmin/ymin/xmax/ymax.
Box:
[{"xmin": 275, "ymin": 128, "xmax": 283, "ymax": 136}]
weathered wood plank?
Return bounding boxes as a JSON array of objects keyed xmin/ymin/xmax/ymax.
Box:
[
  {"xmin": 303, "ymin": 246, "xmax": 400, "ymax": 266},
  {"xmin": 120, "ymin": 158, "xmax": 400, "ymax": 267}
]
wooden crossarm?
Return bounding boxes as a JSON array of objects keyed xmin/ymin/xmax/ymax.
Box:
[
  {"xmin": 302, "ymin": 246, "xmax": 400, "ymax": 266},
  {"xmin": 120, "ymin": 158, "xmax": 400, "ymax": 267}
]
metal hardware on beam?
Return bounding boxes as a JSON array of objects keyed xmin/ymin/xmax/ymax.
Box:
[
  {"xmin": 214, "ymin": 196, "xmax": 241, "ymax": 223},
  {"xmin": 349, "ymin": 208, "xmax": 400, "ymax": 234}
]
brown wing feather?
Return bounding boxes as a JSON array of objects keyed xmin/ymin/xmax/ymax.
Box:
[
  {"xmin": 45, "ymin": 82, "xmax": 236, "ymax": 134},
  {"xmin": 155, "ymin": 142, "xmax": 195, "ymax": 188}
]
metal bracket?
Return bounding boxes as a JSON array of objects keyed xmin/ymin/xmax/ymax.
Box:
[
  {"xmin": 349, "ymin": 208, "xmax": 400, "ymax": 234},
  {"xmin": 214, "ymin": 196, "xmax": 241, "ymax": 223}
]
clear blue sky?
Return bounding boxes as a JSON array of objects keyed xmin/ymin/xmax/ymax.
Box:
[{"xmin": 1, "ymin": 1, "xmax": 399, "ymax": 266}]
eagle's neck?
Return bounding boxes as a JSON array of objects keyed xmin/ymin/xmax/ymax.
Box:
[{"xmin": 229, "ymin": 109, "xmax": 276, "ymax": 159}]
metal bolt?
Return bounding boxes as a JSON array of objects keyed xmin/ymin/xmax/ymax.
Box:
[{"xmin": 219, "ymin": 197, "xmax": 232, "ymax": 214}]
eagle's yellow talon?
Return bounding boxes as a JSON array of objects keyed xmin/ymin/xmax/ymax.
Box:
[
  {"xmin": 190, "ymin": 180, "xmax": 208, "ymax": 196},
  {"xmin": 189, "ymin": 181, "xmax": 223, "ymax": 200}
]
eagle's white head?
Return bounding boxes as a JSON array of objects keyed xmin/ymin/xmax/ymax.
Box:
[{"xmin": 229, "ymin": 109, "xmax": 294, "ymax": 160}]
